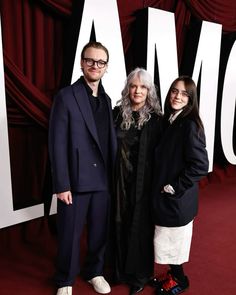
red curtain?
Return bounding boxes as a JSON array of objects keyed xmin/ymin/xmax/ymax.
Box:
[
  {"xmin": 39, "ymin": 0, "xmax": 72, "ymax": 15},
  {"xmin": 0, "ymin": 0, "xmax": 73, "ymax": 209},
  {"xmin": 186, "ymin": 0, "xmax": 236, "ymax": 32},
  {"xmin": 118, "ymin": 0, "xmax": 236, "ymax": 65},
  {"xmin": 1, "ymin": 0, "xmax": 72, "ymax": 127},
  {"xmin": 117, "ymin": 0, "xmax": 191, "ymax": 64}
]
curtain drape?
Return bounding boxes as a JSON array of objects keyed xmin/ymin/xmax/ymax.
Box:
[
  {"xmin": 39, "ymin": 0, "xmax": 72, "ymax": 16},
  {"xmin": 0, "ymin": 0, "xmax": 72, "ymax": 209},
  {"xmin": 0, "ymin": 0, "xmax": 71, "ymax": 127},
  {"xmin": 186, "ymin": 0, "xmax": 236, "ymax": 32}
]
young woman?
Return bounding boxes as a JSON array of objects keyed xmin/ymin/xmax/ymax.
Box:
[
  {"xmin": 151, "ymin": 76, "xmax": 209, "ymax": 295},
  {"xmin": 113, "ymin": 68, "xmax": 162, "ymax": 294}
]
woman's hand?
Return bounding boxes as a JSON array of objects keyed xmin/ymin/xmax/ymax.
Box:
[{"xmin": 161, "ymin": 184, "xmax": 175, "ymax": 195}]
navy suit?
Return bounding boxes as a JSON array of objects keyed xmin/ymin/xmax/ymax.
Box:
[{"xmin": 49, "ymin": 77, "xmax": 117, "ymax": 286}]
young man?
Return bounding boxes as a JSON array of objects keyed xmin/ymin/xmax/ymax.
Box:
[{"xmin": 49, "ymin": 41, "xmax": 117, "ymax": 295}]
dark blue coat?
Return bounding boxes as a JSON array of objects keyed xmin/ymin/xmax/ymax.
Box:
[
  {"xmin": 152, "ymin": 117, "xmax": 209, "ymax": 227},
  {"xmin": 49, "ymin": 78, "xmax": 117, "ymax": 194}
]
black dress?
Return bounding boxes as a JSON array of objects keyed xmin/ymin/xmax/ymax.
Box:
[{"xmin": 113, "ymin": 107, "xmax": 162, "ymax": 287}]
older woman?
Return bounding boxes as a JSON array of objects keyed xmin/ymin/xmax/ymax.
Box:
[{"xmin": 113, "ymin": 68, "xmax": 162, "ymax": 294}]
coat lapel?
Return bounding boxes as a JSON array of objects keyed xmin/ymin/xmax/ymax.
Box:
[{"xmin": 72, "ymin": 81, "xmax": 101, "ymax": 149}]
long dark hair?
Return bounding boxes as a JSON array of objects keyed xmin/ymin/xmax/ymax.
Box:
[{"xmin": 164, "ymin": 76, "xmax": 204, "ymax": 130}]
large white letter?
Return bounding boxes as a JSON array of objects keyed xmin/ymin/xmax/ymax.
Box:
[
  {"xmin": 192, "ymin": 21, "xmax": 222, "ymax": 172},
  {"xmin": 71, "ymin": 0, "xmax": 126, "ymax": 106},
  {"xmin": 147, "ymin": 8, "xmax": 179, "ymax": 109},
  {"xmin": 221, "ymin": 41, "xmax": 236, "ymax": 164}
]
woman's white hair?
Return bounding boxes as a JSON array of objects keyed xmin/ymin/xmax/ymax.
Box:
[{"xmin": 117, "ymin": 67, "xmax": 161, "ymax": 130}]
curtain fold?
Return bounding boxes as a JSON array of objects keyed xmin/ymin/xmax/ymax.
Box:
[
  {"xmin": 39, "ymin": 0, "xmax": 72, "ymax": 16},
  {"xmin": 1, "ymin": 0, "xmax": 68, "ymax": 126},
  {"xmin": 185, "ymin": 0, "xmax": 236, "ymax": 32},
  {"xmin": 0, "ymin": 0, "xmax": 71, "ymax": 209},
  {"xmin": 4, "ymin": 53, "xmax": 51, "ymax": 128}
]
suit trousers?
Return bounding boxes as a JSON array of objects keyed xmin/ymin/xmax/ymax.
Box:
[{"xmin": 55, "ymin": 191, "xmax": 110, "ymax": 287}]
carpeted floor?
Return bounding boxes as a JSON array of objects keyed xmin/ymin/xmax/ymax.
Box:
[{"xmin": 0, "ymin": 174, "xmax": 236, "ymax": 294}]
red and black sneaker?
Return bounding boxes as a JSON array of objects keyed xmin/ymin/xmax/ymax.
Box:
[
  {"xmin": 149, "ymin": 272, "xmax": 170, "ymax": 288},
  {"xmin": 156, "ymin": 273, "xmax": 189, "ymax": 295}
]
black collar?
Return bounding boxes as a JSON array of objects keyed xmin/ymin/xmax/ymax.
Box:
[{"xmin": 80, "ymin": 76, "xmax": 105, "ymax": 97}]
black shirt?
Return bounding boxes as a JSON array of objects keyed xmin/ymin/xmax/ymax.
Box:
[{"xmin": 81, "ymin": 76, "xmax": 110, "ymax": 169}]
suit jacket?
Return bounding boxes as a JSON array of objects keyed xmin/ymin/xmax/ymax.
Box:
[
  {"xmin": 152, "ymin": 116, "xmax": 209, "ymax": 227},
  {"xmin": 49, "ymin": 78, "xmax": 117, "ymax": 194}
]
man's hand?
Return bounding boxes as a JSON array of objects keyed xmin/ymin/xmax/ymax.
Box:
[{"xmin": 56, "ymin": 191, "xmax": 72, "ymax": 205}]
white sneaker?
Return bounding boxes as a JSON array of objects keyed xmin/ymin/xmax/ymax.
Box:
[
  {"xmin": 56, "ymin": 286, "xmax": 72, "ymax": 295},
  {"xmin": 88, "ymin": 276, "xmax": 111, "ymax": 294}
]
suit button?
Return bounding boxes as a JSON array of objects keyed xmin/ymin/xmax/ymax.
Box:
[{"xmin": 93, "ymin": 163, "xmax": 97, "ymax": 167}]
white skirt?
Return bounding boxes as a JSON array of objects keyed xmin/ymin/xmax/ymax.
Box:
[{"xmin": 154, "ymin": 221, "xmax": 193, "ymax": 265}]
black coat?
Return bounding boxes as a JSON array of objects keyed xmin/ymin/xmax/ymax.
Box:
[
  {"xmin": 152, "ymin": 116, "xmax": 209, "ymax": 227},
  {"xmin": 112, "ymin": 106, "xmax": 162, "ymax": 282}
]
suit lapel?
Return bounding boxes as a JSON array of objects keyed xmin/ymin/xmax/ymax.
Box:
[{"xmin": 72, "ymin": 81, "xmax": 101, "ymax": 149}]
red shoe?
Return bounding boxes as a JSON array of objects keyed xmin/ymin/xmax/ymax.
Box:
[
  {"xmin": 149, "ymin": 271, "xmax": 171, "ymax": 288},
  {"xmin": 156, "ymin": 273, "xmax": 189, "ymax": 294}
]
